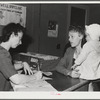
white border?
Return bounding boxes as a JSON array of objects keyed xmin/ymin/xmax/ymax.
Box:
[
  {"xmin": 0, "ymin": 92, "xmax": 100, "ymax": 99},
  {"xmin": 0, "ymin": 1, "xmax": 100, "ymax": 4},
  {"xmin": 0, "ymin": 1, "xmax": 100, "ymax": 99}
]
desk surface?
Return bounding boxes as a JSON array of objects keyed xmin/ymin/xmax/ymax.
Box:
[
  {"xmin": 12, "ymin": 71, "xmax": 90, "ymax": 91},
  {"xmin": 13, "ymin": 53, "xmax": 90, "ymax": 91},
  {"xmin": 47, "ymin": 71, "xmax": 90, "ymax": 91}
]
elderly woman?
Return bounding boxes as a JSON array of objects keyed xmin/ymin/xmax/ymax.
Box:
[{"xmin": 71, "ymin": 24, "xmax": 100, "ymax": 80}]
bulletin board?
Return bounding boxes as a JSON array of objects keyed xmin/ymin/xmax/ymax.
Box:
[
  {"xmin": 0, "ymin": 3, "xmax": 26, "ymax": 36},
  {"xmin": 0, "ymin": 3, "xmax": 26, "ymax": 27}
]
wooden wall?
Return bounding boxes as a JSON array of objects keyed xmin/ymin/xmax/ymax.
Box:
[
  {"xmin": 38, "ymin": 4, "xmax": 69, "ymax": 56},
  {"xmin": 2, "ymin": 4, "xmax": 100, "ymax": 57},
  {"xmin": 88, "ymin": 5, "xmax": 100, "ymax": 24},
  {"xmin": 23, "ymin": 4, "xmax": 69, "ymax": 57}
]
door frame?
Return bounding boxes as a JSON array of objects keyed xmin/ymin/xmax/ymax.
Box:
[{"xmin": 67, "ymin": 4, "xmax": 89, "ymax": 32}]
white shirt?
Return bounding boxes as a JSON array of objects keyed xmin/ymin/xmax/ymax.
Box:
[{"xmin": 75, "ymin": 40, "xmax": 100, "ymax": 80}]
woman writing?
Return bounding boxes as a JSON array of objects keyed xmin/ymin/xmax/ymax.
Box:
[{"xmin": 0, "ymin": 23, "xmax": 42, "ymax": 91}]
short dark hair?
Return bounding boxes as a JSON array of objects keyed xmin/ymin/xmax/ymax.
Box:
[
  {"xmin": 68, "ymin": 25, "xmax": 85, "ymax": 36},
  {"xmin": 0, "ymin": 23, "xmax": 25, "ymax": 42},
  {"xmin": 68, "ymin": 25, "xmax": 86, "ymax": 47}
]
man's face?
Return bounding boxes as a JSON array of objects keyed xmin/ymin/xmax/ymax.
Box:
[{"xmin": 68, "ymin": 31, "xmax": 83, "ymax": 47}]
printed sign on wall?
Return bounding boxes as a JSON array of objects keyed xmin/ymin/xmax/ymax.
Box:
[
  {"xmin": 0, "ymin": 3, "xmax": 26, "ymax": 27},
  {"xmin": 48, "ymin": 20, "xmax": 58, "ymax": 38}
]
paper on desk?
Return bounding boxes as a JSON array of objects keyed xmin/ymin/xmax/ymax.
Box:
[
  {"xmin": 24, "ymin": 79, "xmax": 49, "ymax": 87},
  {"xmin": 11, "ymin": 82, "xmax": 26, "ymax": 91},
  {"xmin": 14, "ymin": 79, "xmax": 56, "ymax": 91}
]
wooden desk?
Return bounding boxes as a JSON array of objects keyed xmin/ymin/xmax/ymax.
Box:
[
  {"xmin": 13, "ymin": 53, "xmax": 60, "ymax": 71},
  {"xmin": 46, "ymin": 71, "xmax": 90, "ymax": 91},
  {"xmin": 12, "ymin": 71, "xmax": 90, "ymax": 91},
  {"xmin": 13, "ymin": 53, "xmax": 90, "ymax": 91}
]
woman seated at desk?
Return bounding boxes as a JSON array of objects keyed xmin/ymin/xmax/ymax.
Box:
[
  {"xmin": 56, "ymin": 24, "xmax": 100, "ymax": 91},
  {"xmin": 56, "ymin": 25, "xmax": 86, "ymax": 78},
  {"xmin": 0, "ymin": 23, "xmax": 42, "ymax": 91}
]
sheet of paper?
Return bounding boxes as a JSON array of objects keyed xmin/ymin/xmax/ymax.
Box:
[
  {"xmin": 24, "ymin": 80, "xmax": 49, "ymax": 88},
  {"xmin": 15, "ymin": 84, "xmax": 57, "ymax": 91},
  {"xmin": 12, "ymin": 79, "xmax": 56, "ymax": 91},
  {"xmin": 43, "ymin": 72, "xmax": 52, "ymax": 76}
]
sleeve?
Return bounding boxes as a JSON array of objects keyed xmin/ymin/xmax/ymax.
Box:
[
  {"xmin": 75, "ymin": 42, "xmax": 92, "ymax": 65},
  {"xmin": 0, "ymin": 53, "xmax": 17, "ymax": 79},
  {"xmin": 55, "ymin": 48, "xmax": 71, "ymax": 76}
]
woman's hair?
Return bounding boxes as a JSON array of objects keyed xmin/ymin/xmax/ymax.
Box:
[
  {"xmin": 0, "ymin": 23, "xmax": 25, "ymax": 42},
  {"xmin": 68, "ymin": 25, "xmax": 86, "ymax": 47}
]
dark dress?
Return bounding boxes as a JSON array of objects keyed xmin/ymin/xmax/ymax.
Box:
[{"xmin": 0, "ymin": 46, "xmax": 17, "ymax": 91}]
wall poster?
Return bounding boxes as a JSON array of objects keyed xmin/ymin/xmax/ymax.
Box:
[
  {"xmin": 0, "ymin": 3, "xmax": 26, "ymax": 27},
  {"xmin": 48, "ymin": 20, "xmax": 58, "ymax": 38}
]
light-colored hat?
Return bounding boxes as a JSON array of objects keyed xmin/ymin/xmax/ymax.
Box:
[{"xmin": 85, "ymin": 23, "xmax": 100, "ymax": 40}]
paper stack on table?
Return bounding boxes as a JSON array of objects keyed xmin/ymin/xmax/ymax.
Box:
[{"xmin": 12, "ymin": 77, "xmax": 56, "ymax": 91}]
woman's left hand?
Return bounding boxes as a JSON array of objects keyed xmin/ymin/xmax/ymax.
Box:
[
  {"xmin": 34, "ymin": 71, "xmax": 43, "ymax": 80},
  {"xmin": 23, "ymin": 62, "xmax": 34, "ymax": 75},
  {"xmin": 69, "ymin": 69, "xmax": 81, "ymax": 78}
]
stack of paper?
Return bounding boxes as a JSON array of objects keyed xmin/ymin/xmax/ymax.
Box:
[{"xmin": 12, "ymin": 79, "xmax": 57, "ymax": 91}]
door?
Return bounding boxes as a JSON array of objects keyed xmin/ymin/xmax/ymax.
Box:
[{"xmin": 67, "ymin": 4, "xmax": 89, "ymax": 29}]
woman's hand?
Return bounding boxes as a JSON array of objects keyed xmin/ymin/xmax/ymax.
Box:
[
  {"xmin": 34, "ymin": 71, "xmax": 43, "ymax": 80},
  {"xmin": 14, "ymin": 61, "xmax": 23, "ymax": 70},
  {"xmin": 71, "ymin": 64, "xmax": 78, "ymax": 70},
  {"xmin": 23, "ymin": 62, "xmax": 34, "ymax": 75},
  {"xmin": 68, "ymin": 69, "xmax": 81, "ymax": 78},
  {"xmin": 71, "ymin": 65, "xmax": 76, "ymax": 70}
]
